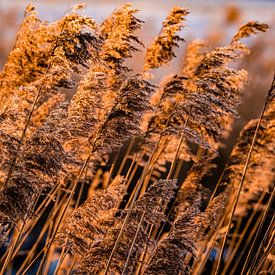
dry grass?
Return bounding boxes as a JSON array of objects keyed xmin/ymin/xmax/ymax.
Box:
[{"xmin": 0, "ymin": 2, "xmax": 274, "ymax": 275}]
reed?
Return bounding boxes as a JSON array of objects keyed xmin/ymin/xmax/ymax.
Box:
[{"xmin": 0, "ymin": 2, "xmax": 273, "ymax": 275}]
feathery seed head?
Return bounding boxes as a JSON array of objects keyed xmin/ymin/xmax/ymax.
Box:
[
  {"xmin": 144, "ymin": 7, "xmax": 189, "ymax": 70},
  {"xmin": 232, "ymin": 21, "xmax": 269, "ymax": 44}
]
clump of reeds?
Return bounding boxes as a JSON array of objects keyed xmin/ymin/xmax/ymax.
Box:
[{"xmin": 0, "ymin": 3, "xmax": 273, "ymax": 275}]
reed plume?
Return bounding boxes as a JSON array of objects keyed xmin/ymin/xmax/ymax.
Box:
[
  {"xmin": 144, "ymin": 7, "xmax": 189, "ymax": 70},
  {"xmin": 56, "ymin": 176, "xmax": 126, "ymax": 256},
  {"xmin": 231, "ymin": 21, "xmax": 269, "ymax": 44},
  {"xmin": 92, "ymin": 75, "xmax": 155, "ymax": 159},
  {"xmin": 224, "ymin": 94, "xmax": 274, "ymax": 217},
  {"xmin": 76, "ymin": 179, "xmax": 176, "ymax": 274},
  {"xmin": 0, "ymin": 104, "xmax": 70, "ymax": 239},
  {"xmin": 99, "ymin": 3, "xmax": 144, "ymax": 91},
  {"xmin": 0, "ymin": 4, "xmax": 49, "ymax": 107},
  {"xmin": 0, "ymin": 6, "xmax": 100, "ymax": 184},
  {"xmin": 39, "ymin": 11, "xmax": 99, "ymax": 95},
  {"xmin": 145, "ymin": 208, "xmax": 197, "ymax": 275},
  {"xmin": 0, "ymin": 4, "xmax": 99, "ymax": 108},
  {"xmin": 182, "ymin": 39, "xmax": 208, "ymax": 77},
  {"xmin": 65, "ymin": 64, "xmax": 108, "ymax": 165}
]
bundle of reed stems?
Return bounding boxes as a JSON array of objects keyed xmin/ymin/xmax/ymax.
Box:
[{"xmin": 0, "ymin": 2, "xmax": 273, "ymax": 275}]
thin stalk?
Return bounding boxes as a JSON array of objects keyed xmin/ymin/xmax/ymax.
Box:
[
  {"xmin": 75, "ymin": 163, "xmax": 89, "ymax": 209},
  {"xmin": 223, "ymin": 192, "xmax": 266, "ymax": 274},
  {"xmin": 0, "ymin": 222, "xmax": 25, "ymax": 275},
  {"xmin": 68, "ymin": 257, "xmax": 78, "ymax": 275},
  {"xmin": 125, "ymin": 163, "xmax": 139, "ymax": 189},
  {"xmin": 174, "ymin": 158, "xmax": 184, "ymax": 179},
  {"xmin": 21, "ymin": 246, "xmax": 46, "ymax": 275},
  {"xmin": 228, "ymin": 209, "xmax": 264, "ymax": 275},
  {"xmin": 121, "ymin": 211, "xmax": 146, "ymax": 275},
  {"xmin": 36, "ymin": 188, "xmax": 63, "ymax": 273},
  {"xmin": 103, "ymin": 137, "xmax": 162, "ymax": 274},
  {"xmin": 228, "ymin": 215, "xmax": 242, "ymax": 253},
  {"xmin": 75, "ymin": 180, "xmax": 85, "ymax": 209},
  {"xmin": 116, "ymin": 138, "xmax": 135, "ymax": 176},
  {"xmin": 138, "ymin": 168, "xmax": 154, "ymax": 199},
  {"xmin": 167, "ymin": 131, "xmax": 185, "ymax": 179},
  {"xmin": 253, "ymin": 235, "xmax": 275, "ymax": 275},
  {"xmin": 16, "ymin": 193, "xmax": 67, "ymax": 275},
  {"xmin": 135, "ymin": 223, "xmax": 153, "ymax": 275},
  {"xmin": 138, "ymin": 140, "xmax": 167, "ymax": 198},
  {"xmin": 125, "ymin": 153, "xmax": 139, "ymax": 181},
  {"xmin": 36, "ymin": 154, "xmax": 92, "ymax": 275},
  {"xmin": 124, "ymin": 156, "xmax": 143, "ymax": 209},
  {"xmin": 107, "ymin": 162, "xmax": 115, "ymax": 186},
  {"xmin": 43, "ymin": 241, "xmax": 55, "ymax": 275},
  {"xmin": 209, "ymin": 174, "xmax": 224, "ymax": 203},
  {"xmin": 214, "ymin": 76, "xmax": 274, "ymax": 275},
  {"xmin": 54, "ymin": 245, "xmax": 68, "ymax": 275},
  {"xmin": 242, "ymin": 188, "xmax": 275, "ymax": 275}
]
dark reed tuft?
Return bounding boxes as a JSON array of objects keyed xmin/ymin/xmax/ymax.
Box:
[
  {"xmin": 56, "ymin": 176, "xmax": 126, "ymax": 256},
  {"xmin": 145, "ymin": 208, "xmax": 197, "ymax": 275},
  {"xmin": 91, "ymin": 74, "xmax": 155, "ymax": 159},
  {"xmin": 76, "ymin": 179, "xmax": 177, "ymax": 274}
]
